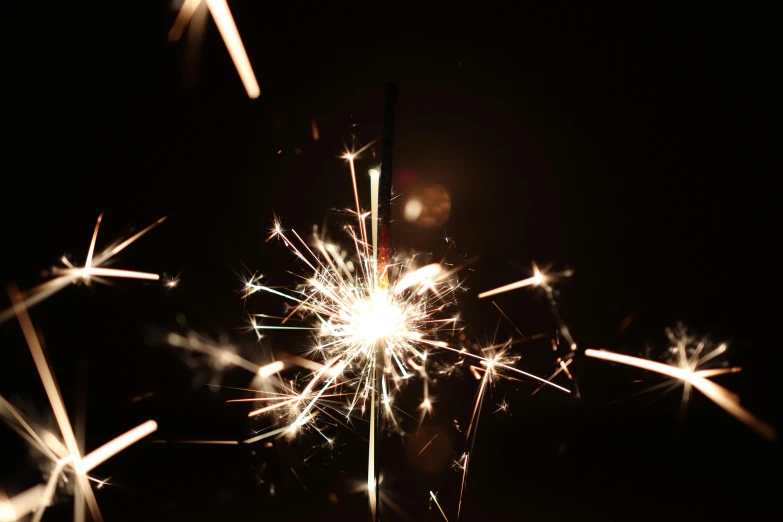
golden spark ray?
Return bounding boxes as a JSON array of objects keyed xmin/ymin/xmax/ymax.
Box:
[
  {"xmin": 166, "ymin": 331, "xmax": 285, "ymax": 377},
  {"xmin": 169, "ymin": 0, "xmax": 260, "ymax": 98},
  {"xmin": 0, "ymin": 213, "xmax": 166, "ymax": 325},
  {"xmin": 168, "ymin": 0, "xmax": 201, "ymax": 41},
  {"xmin": 0, "ymin": 485, "xmax": 46, "ymax": 522},
  {"xmin": 457, "ymin": 452, "xmax": 469, "ymax": 519},
  {"xmin": 150, "ymin": 439, "xmax": 239, "ymax": 445},
  {"xmin": 430, "ymin": 491, "xmax": 449, "ymax": 522},
  {"xmin": 2, "ymin": 286, "xmax": 158, "ymax": 522},
  {"xmin": 478, "ymin": 264, "xmax": 547, "ymax": 299},
  {"xmin": 585, "ymin": 347, "xmax": 776, "ymax": 440}
]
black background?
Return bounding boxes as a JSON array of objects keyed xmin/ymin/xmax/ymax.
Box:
[{"xmin": 3, "ymin": 2, "xmax": 781, "ymax": 521}]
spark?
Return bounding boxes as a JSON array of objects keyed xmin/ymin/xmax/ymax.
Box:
[
  {"xmin": 457, "ymin": 452, "xmax": 469, "ymax": 519},
  {"xmin": 0, "ymin": 485, "xmax": 46, "ymax": 522},
  {"xmin": 478, "ymin": 263, "xmax": 547, "ymax": 298},
  {"xmin": 430, "ymin": 491, "xmax": 449, "ymax": 521},
  {"xmin": 0, "ymin": 213, "xmax": 166, "ymax": 325},
  {"xmin": 258, "ymin": 361, "xmax": 285, "ymax": 377},
  {"xmin": 150, "ymin": 439, "xmax": 239, "ymax": 445},
  {"xmin": 169, "ymin": 0, "xmax": 260, "ymax": 98},
  {"xmin": 168, "ymin": 0, "xmax": 201, "ymax": 41},
  {"xmin": 494, "ymin": 399, "xmax": 509, "ymax": 414},
  {"xmin": 585, "ymin": 331, "xmax": 776, "ymax": 441},
  {"xmin": 74, "ymin": 421, "xmax": 158, "ymax": 474},
  {"xmin": 166, "ymin": 331, "xmax": 286, "ymax": 378},
  {"xmin": 416, "ymin": 433, "xmax": 439, "ymax": 456},
  {"xmin": 1, "ymin": 286, "xmax": 158, "ymax": 522}
]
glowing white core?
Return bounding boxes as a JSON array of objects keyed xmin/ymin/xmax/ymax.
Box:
[{"xmin": 354, "ymin": 292, "xmax": 403, "ymax": 344}]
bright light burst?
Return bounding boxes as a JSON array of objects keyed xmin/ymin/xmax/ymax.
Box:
[
  {"xmin": 227, "ymin": 147, "xmax": 574, "ymax": 520},
  {"xmin": 246, "ymin": 213, "xmax": 464, "ymax": 494}
]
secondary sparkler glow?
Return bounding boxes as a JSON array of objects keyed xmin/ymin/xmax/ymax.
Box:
[
  {"xmin": 1, "ymin": 287, "xmax": 158, "ymax": 522},
  {"xmin": 585, "ymin": 326, "xmax": 776, "ymax": 440},
  {"xmin": 0, "ymin": 212, "xmax": 166, "ymax": 325}
]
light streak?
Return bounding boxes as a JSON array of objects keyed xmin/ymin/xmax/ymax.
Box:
[
  {"xmin": 258, "ymin": 361, "xmax": 285, "ymax": 377},
  {"xmin": 585, "ymin": 348, "xmax": 776, "ymax": 440},
  {"xmin": 478, "ymin": 264, "xmax": 546, "ymax": 299},
  {"xmin": 0, "ymin": 213, "xmax": 166, "ymax": 325},
  {"xmin": 150, "ymin": 440, "xmax": 239, "ymax": 445},
  {"xmin": 311, "ymin": 120, "xmax": 320, "ymax": 141},
  {"xmin": 416, "ymin": 433, "xmax": 438, "ymax": 457},
  {"xmin": 430, "ymin": 491, "xmax": 449, "ymax": 521},
  {"xmin": 2, "ymin": 287, "xmax": 158, "ymax": 521},
  {"xmin": 0, "ymin": 485, "xmax": 46, "ymax": 522},
  {"xmin": 168, "ymin": 0, "xmax": 201, "ymax": 41},
  {"xmin": 457, "ymin": 452, "xmax": 469, "ymax": 519},
  {"xmin": 75, "ymin": 420, "xmax": 158, "ymax": 474},
  {"xmin": 203, "ymin": 0, "xmax": 260, "ymax": 98},
  {"xmin": 169, "ymin": 0, "xmax": 260, "ymax": 98}
]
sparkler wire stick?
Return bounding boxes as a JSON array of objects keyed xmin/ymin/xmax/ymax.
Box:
[
  {"xmin": 377, "ymin": 82, "xmax": 397, "ymax": 289},
  {"xmin": 371, "ymin": 82, "xmax": 398, "ymax": 520}
]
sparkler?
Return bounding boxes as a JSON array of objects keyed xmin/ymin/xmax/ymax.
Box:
[
  {"xmin": 0, "ymin": 212, "xmax": 166, "ymax": 325},
  {"xmin": 1, "ymin": 286, "xmax": 158, "ymax": 522},
  {"xmin": 240, "ymin": 160, "xmax": 462, "ymax": 514},
  {"xmin": 585, "ymin": 325, "xmax": 776, "ymax": 441},
  {"xmin": 231, "ymin": 142, "xmax": 574, "ymax": 521}
]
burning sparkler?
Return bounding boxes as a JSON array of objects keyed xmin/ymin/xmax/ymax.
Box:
[
  {"xmin": 225, "ymin": 139, "xmax": 575, "ymax": 521},
  {"xmin": 0, "ymin": 212, "xmax": 166, "ymax": 326}
]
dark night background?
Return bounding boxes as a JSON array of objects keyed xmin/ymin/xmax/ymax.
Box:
[{"xmin": 3, "ymin": 2, "xmax": 781, "ymax": 521}]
